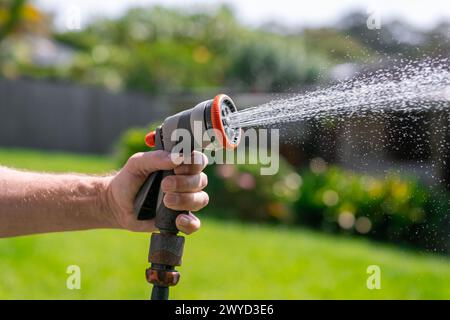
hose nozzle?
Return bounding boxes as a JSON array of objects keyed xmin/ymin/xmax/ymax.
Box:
[
  {"xmin": 136, "ymin": 94, "xmax": 241, "ymax": 300},
  {"xmin": 144, "ymin": 94, "xmax": 241, "ymax": 150}
]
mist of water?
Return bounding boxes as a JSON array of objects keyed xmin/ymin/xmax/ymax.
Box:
[{"xmin": 227, "ymin": 59, "xmax": 450, "ymax": 129}]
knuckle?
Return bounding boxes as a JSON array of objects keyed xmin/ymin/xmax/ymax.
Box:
[
  {"xmin": 191, "ymin": 175, "xmax": 201, "ymax": 190},
  {"xmin": 179, "ymin": 177, "xmax": 191, "ymax": 190},
  {"xmin": 152, "ymin": 149, "xmax": 166, "ymax": 159},
  {"xmin": 125, "ymin": 152, "xmax": 145, "ymax": 173},
  {"xmin": 128, "ymin": 152, "xmax": 144, "ymax": 164},
  {"xmin": 172, "ymin": 177, "xmax": 180, "ymax": 190},
  {"xmin": 179, "ymin": 194, "xmax": 190, "ymax": 206},
  {"xmin": 171, "ymin": 176, "xmax": 179, "ymax": 189},
  {"xmin": 151, "ymin": 150, "xmax": 169, "ymax": 164},
  {"xmin": 164, "ymin": 193, "xmax": 179, "ymax": 207},
  {"xmin": 186, "ymin": 194, "xmax": 198, "ymax": 210},
  {"xmin": 161, "ymin": 177, "xmax": 175, "ymax": 191}
]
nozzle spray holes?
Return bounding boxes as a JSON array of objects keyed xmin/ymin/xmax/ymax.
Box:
[{"xmin": 220, "ymin": 98, "xmax": 240, "ymax": 145}]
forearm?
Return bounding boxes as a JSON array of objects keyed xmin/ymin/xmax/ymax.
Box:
[{"xmin": 0, "ymin": 167, "xmax": 117, "ymax": 237}]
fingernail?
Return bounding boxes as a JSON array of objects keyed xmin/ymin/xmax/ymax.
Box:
[
  {"xmin": 165, "ymin": 193, "xmax": 178, "ymax": 205},
  {"xmin": 178, "ymin": 215, "xmax": 190, "ymax": 227}
]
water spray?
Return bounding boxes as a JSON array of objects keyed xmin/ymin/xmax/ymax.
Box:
[
  {"xmin": 228, "ymin": 60, "xmax": 450, "ymax": 129},
  {"xmin": 133, "ymin": 94, "xmax": 241, "ymax": 300}
]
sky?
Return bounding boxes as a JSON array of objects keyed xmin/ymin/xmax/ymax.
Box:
[{"xmin": 36, "ymin": 0, "xmax": 450, "ymax": 30}]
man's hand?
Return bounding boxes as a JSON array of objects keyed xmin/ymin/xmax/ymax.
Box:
[
  {"xmin": 104, "ymin": 150, "xmax": 209, "ymax": 234},
  {"xmin": 0, "ymin": 151, "xmax": 209, "ymax": 238}
]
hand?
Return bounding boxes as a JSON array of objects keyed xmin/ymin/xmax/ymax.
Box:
[{"xmin": 103, "ymin": 150, "xmax": 209, "ymax": 234}]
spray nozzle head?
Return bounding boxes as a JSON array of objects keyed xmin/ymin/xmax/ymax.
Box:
[
  {"xmin": 207, "ymin": 94, "xmax": 241, "ymax": 150},
  {"xmin": 143, "ymin": 94, "xmax": 241, "ymax": 151}
]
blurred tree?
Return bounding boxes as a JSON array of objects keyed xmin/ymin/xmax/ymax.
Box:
[
  {"xmin": 302, "ymin": 28, "xmax": 372, "ymax": 63},
  {"xmin": 0, "ymin": 0, "xmax": 46, "ymax": 41},
  {"xmin": 2, "ymin": 5, "xmax": 448, "ymax": 93},
  {"xmin": 49, "ymin": 6, "xmax": 329, "ymax": 93},
  {"xmin": 337, "ymin": 11, "xmax": 450, "ymax": 59},
  {"xmin": 0, "ymin": 0, "xmax": 26, "ymax": 42}
]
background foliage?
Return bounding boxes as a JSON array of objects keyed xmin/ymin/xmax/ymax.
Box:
[
  {"xmin": 117, "ymin": 126, "xmax": 450, "ymax": 254},
  {"xmin": 2, "ymin": 3, "xmax": 449, "ymax": 94}
]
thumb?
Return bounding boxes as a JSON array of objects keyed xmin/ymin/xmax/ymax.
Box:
[{"xmin": 124, "ymin": 150, "xmax": 183, "ymax": 177}]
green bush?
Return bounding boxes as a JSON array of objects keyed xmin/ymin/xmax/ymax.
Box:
[
  {"xmin": 204, "ymin": 155, "xmax": 299, "ymax": 223},
  {"xmin": 294, "ymin": 160, "xmax": 450, "ymax": 253},
  {"xmin": 226, "ymin": 36, "xmax": 324, "ymax": 91}
]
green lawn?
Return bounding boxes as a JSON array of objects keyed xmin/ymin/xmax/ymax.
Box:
[
  {"xmin": 0, "ymin": 148, "xmax": 449, "ymax": 299},
  {"xmin": 0, "ymin": 148, "xmax": 115, "ymax": 174}
]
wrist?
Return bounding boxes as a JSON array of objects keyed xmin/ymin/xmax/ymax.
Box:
[{"xmin": 94, "ymin": 176, "xmax": 120, "ymax": 229}]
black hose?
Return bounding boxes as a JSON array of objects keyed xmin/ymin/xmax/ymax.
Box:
[{"xmin": 151, "ymin": 285, "xmax": 169, "ymax": 300}]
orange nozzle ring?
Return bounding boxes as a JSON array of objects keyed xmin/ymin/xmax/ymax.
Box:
[
  {"xmin": 145, "ymin": 131, "xmax": 156, "ymax": 148},
  {"xmin": 210, "ymin": 94, "xmax": 239, "ymax": 150}
]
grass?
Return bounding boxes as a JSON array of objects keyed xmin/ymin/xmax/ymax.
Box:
[
  {"xmin": 0, "ymin": 148, "xmax": 115, "ymax": 174},
  {"xmin": 0, "ymin": 147, "xmax": 449, "ymax": 299}
]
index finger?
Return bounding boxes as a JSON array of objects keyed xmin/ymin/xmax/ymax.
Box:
[
  {"xmin": 125, "ymin": 150, "xmax": 183, "ymax": 178},
  {"xmin": 173, "ymin": 151, "xmax": 208, "ymax": 175}
]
